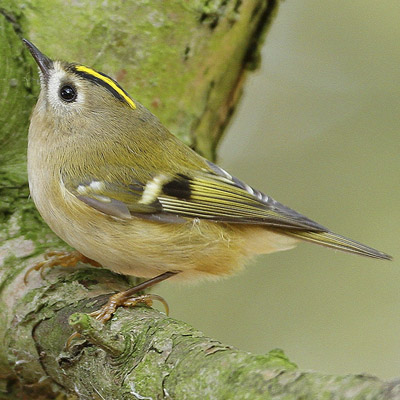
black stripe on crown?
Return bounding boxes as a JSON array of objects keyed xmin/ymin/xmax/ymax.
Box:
[{"xmin": 69, "ymin": 64, "xmax": 136, "ymax": 108}]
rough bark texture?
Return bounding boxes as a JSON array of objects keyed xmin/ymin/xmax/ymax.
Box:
[
  {"xmin": 0, "ymin": 1, "xmax": 398, "ymax": 399},
  {"xmin": 2, "ymin": 267, "xmax": 400, "ymax": 399}
]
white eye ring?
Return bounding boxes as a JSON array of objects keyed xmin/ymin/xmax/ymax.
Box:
[
  {"xmin": 46, "ymin": 62, "xmax": 85, "ymax": 115},
  {"xmin": 59, "ymin": 85, "xmax": 77, "ymax": 102}
]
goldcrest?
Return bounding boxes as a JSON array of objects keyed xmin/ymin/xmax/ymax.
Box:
[{"xmin": 23, "ymin": 39, "xmax": 391, "ymax": 293}]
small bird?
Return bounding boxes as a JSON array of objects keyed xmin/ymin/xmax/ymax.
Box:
[{"xmin": 23, "ymin": 39, "xmax": 391, "ymax": 322}]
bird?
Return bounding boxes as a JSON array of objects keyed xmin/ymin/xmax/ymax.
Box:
[{"xmin": 23, "ymin": 39, "xmax": 391, "ymax": 322}]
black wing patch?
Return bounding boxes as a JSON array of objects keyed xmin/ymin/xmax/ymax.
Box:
[{"xmin": 63, "ymin": 164, "xmax": 328, "ymax": 232}]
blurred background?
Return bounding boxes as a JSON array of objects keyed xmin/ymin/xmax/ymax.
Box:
[{"xmin": 159, "ymin": 0, "xmax": 400, "ymax": 379}]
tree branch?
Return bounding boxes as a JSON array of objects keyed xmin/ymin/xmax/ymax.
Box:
[{"xmin": 2, "ymin": 265, "xmax": 399, "ymax": 399}]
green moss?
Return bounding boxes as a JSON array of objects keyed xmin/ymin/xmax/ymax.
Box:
[
  {"xmin": 263, "ymin": 348, "xmax": 298, "ymax": 369},
  {"xmin": 0, "ymin": 4, "xmax": 60, "ymax": 262},
  {"xmin": 0, "ymin": 5, "xmax": 37, "ymax": 187},
  {"xmin": 21, "ymin": 0, "xmax": 276, "ymax": 159}
]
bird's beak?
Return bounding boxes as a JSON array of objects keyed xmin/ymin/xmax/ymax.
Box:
[{"xmin": 22, "ymin": 39, "xmax": 53, "ymax": 79}]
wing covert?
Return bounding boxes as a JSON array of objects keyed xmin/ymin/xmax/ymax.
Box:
[{"xmin": 62, "ymin": 164, "xmax": 328, "ymax": 232}]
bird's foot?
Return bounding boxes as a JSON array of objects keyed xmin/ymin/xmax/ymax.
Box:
[
  {"xmin": 90, "ymin": 292, "xmax": 169, "ymax": 323},
  {"xmin": 66, "ymin": 293, "xmax": 169, "ymax": 348},
  {"xmin": 24, "ymin": 250, "xmax": 101, "ymax": 283},
  {"xmin": 66, "ymin": 271, "xmax": 177, "ymax": 348}
]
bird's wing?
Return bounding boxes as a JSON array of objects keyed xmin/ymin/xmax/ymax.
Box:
[
  {"xmin": 62, "ymin": 162, "xmax": 392, "ymax": 260},
  {"xmin": 62, "ymin": 161, "xmax": 327, "ymax": 232}
]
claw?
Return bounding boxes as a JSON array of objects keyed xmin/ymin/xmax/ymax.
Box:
[
  {"xmin": 65, "ymin": 271, "xmax": 177, "ymax": 348},
  {"xmin": 24, "ymin": 250, "xmax": 101, "ymax": 283},
  {"xmin": 65, "ymin": 332, "xmax": 81, "ymax": 349},
  {"xmin": 90, "ymin": 293, "xmax": 170, "ymax": 323},
  {"xmin": 66, "ymin": 294, "xmax": 169, "ymax": 348}
]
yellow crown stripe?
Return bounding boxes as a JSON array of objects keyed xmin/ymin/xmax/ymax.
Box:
[{"xmin": 75, "ymin": 65, "xmax": 136, "ymax": 109}]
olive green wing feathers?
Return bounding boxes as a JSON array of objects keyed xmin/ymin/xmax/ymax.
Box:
[
  {"xmin": 62, "ymin": 162, "xmax": 391, "ymax": 260},
  {"xmin": 62, "ymin": 163, "xmax": 327, "ymax": 231}
]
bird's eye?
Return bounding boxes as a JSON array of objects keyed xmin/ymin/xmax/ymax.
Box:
[{"xmin": 59, "ymin": 85, "xmax": 77, "ymax": 102}]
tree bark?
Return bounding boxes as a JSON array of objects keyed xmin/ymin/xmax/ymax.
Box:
[
  {"xmin": 2, "ymin": 268, "xmax": 400, "ymax": 399},
  {"xmin": 1, "ymin": 1, "xmax": 398, "ymax": 399}
]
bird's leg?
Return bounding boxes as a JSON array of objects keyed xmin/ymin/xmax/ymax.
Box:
[
  {"xmin": 89, "ymin": 271, "xmax": 178, "ymax": 323},
  {"xmin": 66, "ymin": 271, "xmax": 177, "ymax": 348},
  {"xmin": 24, "ymin": 250, "xmax": 101, "ymax": 283}
]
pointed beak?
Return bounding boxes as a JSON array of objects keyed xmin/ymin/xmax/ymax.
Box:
[{"xmin": 22, "ymin": 39, "xmax": 53, "ymax": 79}]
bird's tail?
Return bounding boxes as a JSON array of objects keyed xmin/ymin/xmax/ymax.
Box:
[{"xmin": 286, "ymin": 230, "xmax": 392, "ymax": 260}]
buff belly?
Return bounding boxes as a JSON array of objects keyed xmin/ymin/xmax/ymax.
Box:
[{"xmin": 31, "ymin": 176, "xmax": 298, "ymax": 281}]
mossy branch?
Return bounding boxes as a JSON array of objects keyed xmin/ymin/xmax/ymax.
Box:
[{"xmin": 0, "ymin": 265, "xmax": 399, "ymax": 399}]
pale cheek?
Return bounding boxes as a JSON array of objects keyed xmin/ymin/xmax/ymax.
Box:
[
  {"xmin": 47, "ymin": 90, "xmax": 86, "ymax": 117},
  {"xmin": 46, "ymin": 67, "xmax": 85, "ymax": 117}
]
